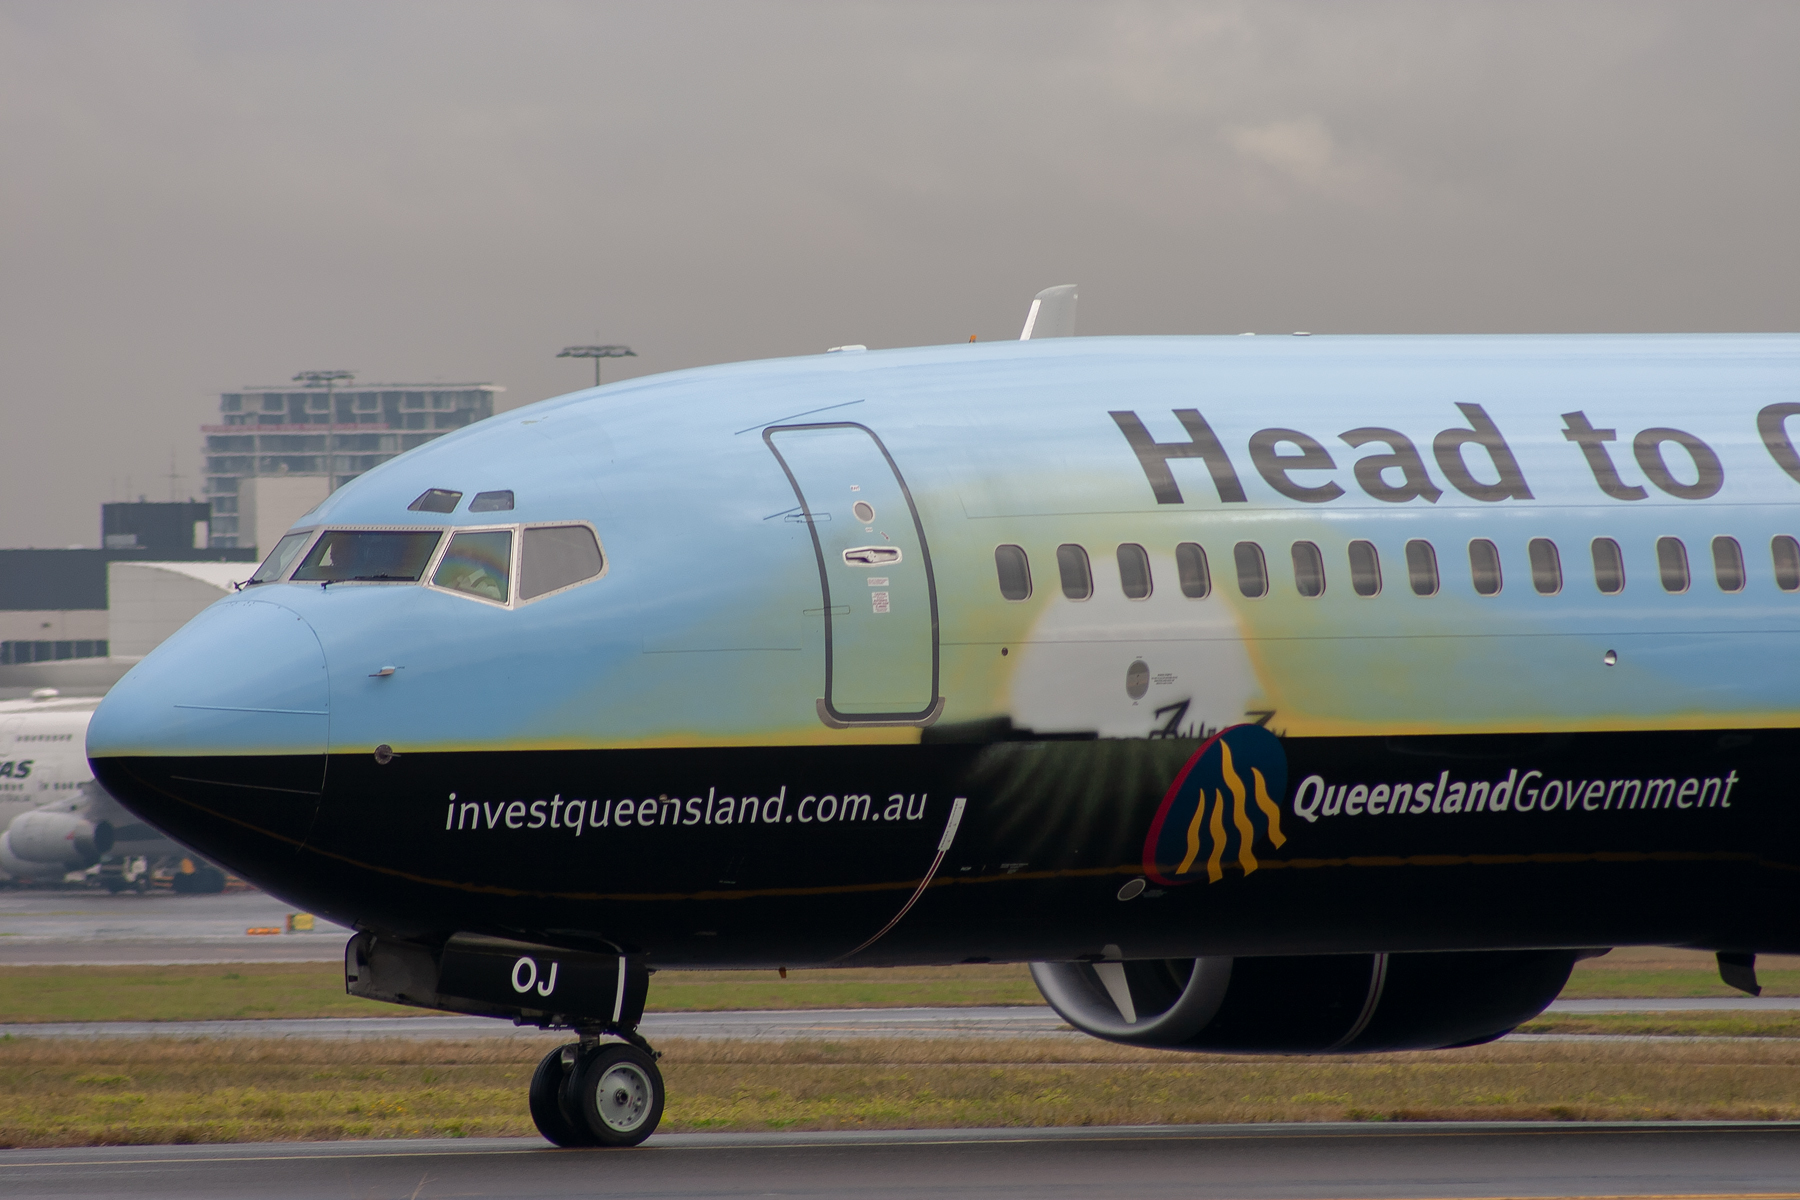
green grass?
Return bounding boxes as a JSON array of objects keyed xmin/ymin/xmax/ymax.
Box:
[
  {"xmin": 1519, "ymin": 1012, "xmax": 1800, "ymax": 1038},
  {"xmin": 0, "ymin": 964, "xmax": 402, "ymax": 1023},
  {"xmin": 1561, "ymin": 947, "xmax": 1800, "ymax": 998},
  {"xmin": 8, "ymin": 1035, "xmax": 1800, "ymax": 1147},
  {"xmin": 649, "ymin": 965, "xmax": 1041, "ymax": 1011},
  {"xmin": 0, "ymin": 963, "xmax": 1042, "ymax": 1024},
  {"xmin": 0, "ymin": 946, "xmax": 1790, "ymax": 1025},
  {"xmin": 1558, "ymin": 968, "xmax": 1800, "ymax": 998}
]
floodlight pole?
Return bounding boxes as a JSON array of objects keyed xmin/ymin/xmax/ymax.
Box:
[
  {"xmin": 557, "ymin": 344, "xmax": 636, "ymax": 388},
  {"xmin": 294, "ymin": 370, "xmax": 355, "ymax": 493}
]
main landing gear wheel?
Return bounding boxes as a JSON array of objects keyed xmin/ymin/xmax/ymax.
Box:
[
  {"xmin": 565, "ymin": 1043, "xmax": 665, "ymax": 1147},
  {"xmin": 529, "ymin": 1045, "xmax": 597, "ymax": 1147}
]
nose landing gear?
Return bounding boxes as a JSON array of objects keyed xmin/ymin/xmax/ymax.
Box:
[
  {"xmin": 342, "ymin": 932, "xmax": 665, "ymax": 1147},
  {"xmin": 530, "ymin": 1033, "xmax": 665, "ymax": 1147}
]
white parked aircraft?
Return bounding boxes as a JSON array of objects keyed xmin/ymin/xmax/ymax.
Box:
[{"xmin": 0, "ymin": 691, "xmax": 210, "ymax": 890}]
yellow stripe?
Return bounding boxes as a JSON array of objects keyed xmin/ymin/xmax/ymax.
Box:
[
  {"xmin": 1252, "ymin": 766, "xmax": 1286, "ymax": 848},
  {"xmin": 1177, "ymin": 785, "xmax": 1207, "ymax": 877},
  {"xmin": 1222, "ymin": 741, "xmax": 1258, "ymax": 876},
  {"xmin": 1206, "ymin": 786, "xmax": 1229, "ymax": 884}
]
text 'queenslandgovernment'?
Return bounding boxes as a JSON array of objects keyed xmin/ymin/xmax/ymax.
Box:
[{"xmin": 1291, "ymin": 767, "xmax": 1741, "ymax": 824}]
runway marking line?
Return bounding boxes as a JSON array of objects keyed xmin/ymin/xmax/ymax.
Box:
[{"xmin": 4, "ymin": 1123, "xmax": 1800, "ymax": 1169}]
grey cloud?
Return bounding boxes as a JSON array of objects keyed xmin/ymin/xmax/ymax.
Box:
[{"xmin": 1, "ymin": 1, "xmax": 1795, "ymax": 545}]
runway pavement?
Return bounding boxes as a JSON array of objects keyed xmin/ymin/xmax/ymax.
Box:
[
  {"xmin": 2, "ymin": 1121, "xmax": 1798, "ymax": 1199},
  {"xmin": 0, "ymin": 889, "xmax": 347, "ymax": 964},
  {"xmin": 0, "ymin": 1006, "xmax": 1069, "ymax": 1041},
  {"xmin": 4, "ymin": 996, "xmax": 1799, "ymax": 1042}
]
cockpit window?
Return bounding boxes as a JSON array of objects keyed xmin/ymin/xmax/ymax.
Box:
[
  {"xmin": 520, "ymin": 525, "xmax": 604, "ymax": 600},
  {"xmin": 433, "ymin": 530, "xmax": 513, "ymax": 603},
  {"xmin": 408, "ymin": 489, "xmax": 463, "ymax": 513},
  {"xmin": 292, "ymin": 531, "xmax": 443, "ymax": 583},
  {"xmin": 469, "ymin": 490, "xmax": 515, "ymax": 513},
  {"xmin": 249, "ymin": 531, "xmax": 313, "ymax": 584}
]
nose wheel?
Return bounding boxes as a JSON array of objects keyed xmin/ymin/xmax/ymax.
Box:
[{"xmin": 529, "ymin": 1040, "xmax": 665, "ymax": 1147}]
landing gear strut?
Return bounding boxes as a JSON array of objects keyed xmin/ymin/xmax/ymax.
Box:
[
  {"xmin": 530, "ymin": 1034, "xmax": 665, "ymax": 1147},
  {"xmin": 343, "ymin": 932, "xmax": 662, "ymax": 1146}
]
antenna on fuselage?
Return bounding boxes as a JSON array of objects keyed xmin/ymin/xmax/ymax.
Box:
[{"xmin": 1019, "ymin": 284, "xmax": 1078, "ymax": 340}]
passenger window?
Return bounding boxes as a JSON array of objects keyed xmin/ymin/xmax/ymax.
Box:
[
  {"xmin": 1347, "ymin": 540, "xmax": 1381, "ymax": 597},
  {"xmin": 1234, "ymin": 542, "xmax": 1268, "ymax": 598},
  {"xmin": 1528, "ymin": 538, "xmax": 1562, "ymax": 595},
  {"xmin": 469, "ymin": 490, "xmax": 515, "ymax": 513},
  {"xmin": 250, "ymin": 531, "xmax": 312, "ymax": 584},
  {"xmin": 407, "ymin": 488, "xmax": 462, "ymax": 513},
  {"xmin": 1117, "ymin": 544, "xmax": 1153, "ymax": 600},
  {"xmin": 1712, "ymin": 536, "xmax": 1745, "ymax": 592},
  {"xmin": 1056, "ymin": 544, "xmax": 1092, "ymax": 600},
  {"xmin": 1591, "ymin": 538, "xmax": 1625, "ymax": 594},
  {"xmin": 1175, "ymin": 543, "xmax": 1210, "ymax": 599},
  {"xmin": 433, "ymin": 530, "xmax": 513, "ymax": 603},
  {"xmin": 1468, "ymin": 539, "xmax": 1502, "ymax": 596},
  {"xmin": 519, "ymin": 525, "xmax": 603, "ymax": 600},
  {"xmin": 1405, "ymin": 539, "xmax": 1439, "ymax": 596},
  {"xmin": 1774, "ymin": 536, "xmax": 1800, "ymax": 592},
  {"xmin": 995, "ymin": 545, "xmax": 1032, "ymax": 601},
  {"xmin": 1656, "ymin": 536, "xmax": 1690, "ymax": 593},
  {"xmin": 293, "ymin": 530, "xmax": 443, "ymax": 582},
  {"xmin": 1291, "ymin": 541, "xmax": 1325, "ymax": 598}
]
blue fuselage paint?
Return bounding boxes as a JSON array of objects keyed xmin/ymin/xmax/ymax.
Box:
[{"xmin": 85, "ymin": 334, "xmax": 1800, "ymax": 966}]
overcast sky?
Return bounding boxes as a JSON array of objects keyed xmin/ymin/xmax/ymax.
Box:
[{"xmin": 2, "ymin": 1, "xmax": 1796, "ymax": 548}]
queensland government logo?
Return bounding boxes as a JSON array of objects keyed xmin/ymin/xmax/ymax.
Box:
[{"xmin": 1143, "ymin": 723, "xmax": 1288, "ymax": 885}]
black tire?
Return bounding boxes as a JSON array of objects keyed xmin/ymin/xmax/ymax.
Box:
[
  {"xmin": 567, "ymin": 1043, "xmax": 664, "ymax": 1147},
  {"xmin": 528, "ymin": 1045, "xmax": 597, "ymax": 1147}
]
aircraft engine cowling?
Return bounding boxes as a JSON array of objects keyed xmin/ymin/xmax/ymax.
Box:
[
  {"xmin": 1030, "ymin": 949, "xmax": 1583, "ymax": 1053},
  {"xmin": 0, "ymin": 811, "xmax": 115, "ymax": 873}
]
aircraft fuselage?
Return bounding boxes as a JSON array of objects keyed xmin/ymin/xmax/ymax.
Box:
[{"xmin": 87, "ymin": 334, "xmax": 1800, "ymax": 966}]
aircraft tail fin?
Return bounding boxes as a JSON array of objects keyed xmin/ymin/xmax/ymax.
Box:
[{"xmin": 1019, "ymin": 284, "xmax": 1078, "ymax": 340}]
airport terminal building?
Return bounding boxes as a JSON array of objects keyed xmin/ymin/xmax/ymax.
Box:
[
  {"xmin": 203, "ymin": 382, "xmax": 502, "ymax": 549},
  {"xmin": 0, "ymin": 503, "xmax": 253, "ymax": 676}
]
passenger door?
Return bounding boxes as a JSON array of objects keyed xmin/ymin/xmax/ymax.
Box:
[{"xmin": 764, "ymin": 423, "xmax": 941, "ymax": 725}]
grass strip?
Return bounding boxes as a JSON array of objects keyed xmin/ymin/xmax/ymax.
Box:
[
  {"xmin": 1559, "ymin": 968, "xmax": 1800, "ymax": 999},
  {"xmin": 1518, "ymin": 1012, "xmax": 1800, "ymax": 1039},
  {"xmin": 0, "ymin": 964, "xmax": 396, "ymax": 1023},
  {"xmin": 7, "ymin": 1035, "xmax": 1800, "ymax": 1147},
  {"xmin": 650, "ymin": 965, "xmax": 1042, "ymax": 1011},
  {"xmin": 1560, "ymin": 947, "xmax": 1800, "ymax": 998},
  {"xmin": 0, "ymin": 964, "xmax": 1043, "ymax": 1024},
  {"xmin": 1, "ymin": 948, "xmax": 1794, "ymax": 1025}
]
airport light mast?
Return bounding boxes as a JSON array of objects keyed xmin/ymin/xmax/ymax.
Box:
[
  {"xmin": 294, "ymin": 369, "xmax": 355, "ymax": 492},
  {"xmin": 557, "ymin": 344, "xmax": 635, "ymax": 388}
]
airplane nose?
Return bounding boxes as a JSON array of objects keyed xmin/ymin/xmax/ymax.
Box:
[
  {"xmin": 90, "ymin": 597, "xmax": 329, "ymax": 756},
  {"xmin": 87, "ymin": 597, "xmax": 330, "ymax": 860}
]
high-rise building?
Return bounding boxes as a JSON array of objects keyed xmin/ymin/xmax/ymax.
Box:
[{"xmin": 202, "ymin": 382, "xmax": 503, "ymax": 549}]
